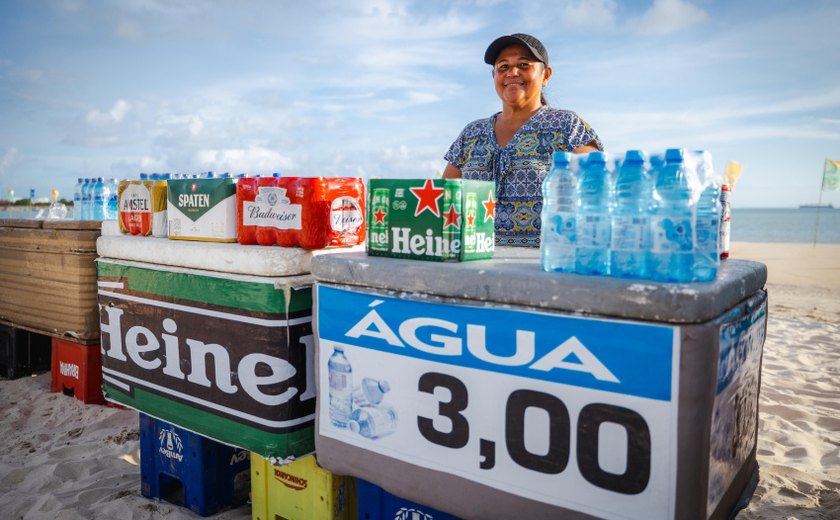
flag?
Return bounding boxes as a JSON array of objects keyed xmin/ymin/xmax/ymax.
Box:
[
  {"xmin": 823, "ymin": 159, "xmax": 840, "ymax": 191},
  {"xmin": 723, "ymin": 160, "xmax": 742, "ymax": 189}
]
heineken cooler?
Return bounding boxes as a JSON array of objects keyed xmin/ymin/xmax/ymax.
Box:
[{"xmin": 311, "ymin": 248, "xmax": 768, "ymax": 520}]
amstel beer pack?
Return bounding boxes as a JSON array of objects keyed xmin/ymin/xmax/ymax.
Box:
[{"xmin": 366, "ymin": 179, "xmax": 495, "ymax": 262}]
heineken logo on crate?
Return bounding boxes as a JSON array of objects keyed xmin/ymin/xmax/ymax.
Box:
[
  {"xmin": 96, "ymin": 260, "xmax": 316, "ymax": 435},
  {"xmin": 367, "ymin": 178, "xmax": 496, "ymax": 262}
]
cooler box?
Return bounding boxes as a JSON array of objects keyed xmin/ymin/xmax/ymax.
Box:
[
  {"xmin": 139, "ymin": 413, "xmax": 250, "ymax": 516},
  {"xmin": 358, "ymin": 479, "xmax": 460, "ymax": 520},
  {"xmin": 311, "ymin": 248, "xmax": 768, "ymax": 520},
  {"xmin": 251, "ymin": 453, "xmax": 354, "ymax": 520},
  {"xmin": 50, "ymin": 336, "xmax": 105, "ymax": 404},
  {"xmin": 0, "ymin": 219, "xmax": 101, "ymax": 341},
  {"xmin": 0, "ymin": 324, "xmax": 51, "ymax": 379}
]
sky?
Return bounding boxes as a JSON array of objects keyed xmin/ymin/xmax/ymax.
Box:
[{"xmin": 1, "ymin": 0, "xmax": 839, "ymax": 208}]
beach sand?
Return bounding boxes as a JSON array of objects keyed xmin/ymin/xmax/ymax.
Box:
[{"xmin": 0, "ymin": 242, "xmax": 838, "ymax": 519}]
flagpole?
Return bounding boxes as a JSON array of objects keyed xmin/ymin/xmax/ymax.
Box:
[{"xmin": 812, "ymin": 158, "xmax": 826, "ymax": 247}]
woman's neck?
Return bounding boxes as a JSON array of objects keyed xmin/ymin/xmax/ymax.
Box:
[{"xmin": 498, "ymin": 103, "xmax": 542, "ymax": 128}]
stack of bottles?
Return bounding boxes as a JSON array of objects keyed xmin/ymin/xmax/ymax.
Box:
[
  {"xmin": 540, "ymin": 148, "xmax": 722, "ymax": 283},
  {"xmin": 73, "ymin": 177, "xmax": 119, "ymax": 220}
]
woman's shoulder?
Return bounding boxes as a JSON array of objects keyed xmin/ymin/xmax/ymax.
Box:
[{"xmin": 534, "ymin": 106, "xmax": 588, "ymax": 126}]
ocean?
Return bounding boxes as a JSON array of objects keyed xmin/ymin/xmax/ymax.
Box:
[{"xmin": 1, "ymin": 207, "xmax": 839, "ymax": 244}]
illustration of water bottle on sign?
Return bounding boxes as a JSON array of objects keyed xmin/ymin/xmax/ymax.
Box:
[{"xmin": 328, "ymin": 346, "xmax": 398, "ymax": 440}]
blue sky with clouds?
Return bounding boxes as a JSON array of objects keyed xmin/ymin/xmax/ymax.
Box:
[{"xmin": 1, "ymin": 0, "xmax": 839, "ymax": 208}]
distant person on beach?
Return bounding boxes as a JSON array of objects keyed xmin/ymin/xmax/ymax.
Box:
[{"xmin": 443, "ymin": 33, "xmax": 602, "ymax": 247}]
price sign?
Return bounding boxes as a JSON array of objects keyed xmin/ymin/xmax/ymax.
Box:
[{"xmin": 317, "ymin": 285, "xmax": 680, "ymax": 520}]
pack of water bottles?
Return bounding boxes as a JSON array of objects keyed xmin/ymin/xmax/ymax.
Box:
[
  {"xmin": 72, "ymin": 177, "xmax": 119, "ymax": 220},
  {"xmin": 540, "ymin": 148, "xmax": 722, "ymax": 283},
  {"xmin": 327, "ymin": 346, "xmax": 397, "ymax": 440}
]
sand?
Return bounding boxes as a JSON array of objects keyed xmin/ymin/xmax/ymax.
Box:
[{"xmin": 0, "ymin": 242, "xmax": 838, "ymax": 519}]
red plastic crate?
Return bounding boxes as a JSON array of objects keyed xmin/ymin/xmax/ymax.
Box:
[{"xmin": 50, "ymin": 337, "xmax": 105, "ymax": 405}]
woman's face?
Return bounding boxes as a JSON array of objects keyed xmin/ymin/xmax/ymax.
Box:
[{"xmin": 492, "ymin": 44, "xmax": 551, "ymax": 109}]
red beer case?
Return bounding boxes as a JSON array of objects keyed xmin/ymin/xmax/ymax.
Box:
[{"xmin": 236, "ymin": 176, "xmax": 365, "ymax": 250}]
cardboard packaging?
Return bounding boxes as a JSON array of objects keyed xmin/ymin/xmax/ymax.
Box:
[
  {"xmin": 168, "ymin": 178, "xmax": 237, "ymax": 242},
  {"xmin": 366, "ymin": 179, "xmax": 495, "ymax": 262}
]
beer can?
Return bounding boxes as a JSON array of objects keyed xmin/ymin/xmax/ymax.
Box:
[
  {"xmin": 369, "ymin": 188, "xmax": 390, "ymax": 252},
  {"xmin": 463, "ymin": 192, "xmax": 477, "ymax": 254}
]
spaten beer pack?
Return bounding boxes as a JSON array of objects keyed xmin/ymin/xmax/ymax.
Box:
[
  {"xmin": 168, "ymin": 178, "xmax": 237, "ymax": 242},
  {"xmin": 366, "ymin": 179, "xmax": 495, "ymax": 262}
]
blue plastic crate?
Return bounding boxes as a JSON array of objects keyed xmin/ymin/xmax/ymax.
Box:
[
  {"xmin": 139, "ymin": 413, "xmax": 250, "ymax": 516},
  {"xmin": 357, "ymin": 479, "xmax": 460, "ymax": 520}
]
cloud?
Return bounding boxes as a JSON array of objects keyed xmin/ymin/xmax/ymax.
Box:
[
  {"xmin": 0, "ymin": 148, "xmax": 18, "ymax": 177},
  {"xmin": 194, "ymin": 146, "xmax": 294, "ymax": 174},
  {"xmin": 114, "ymin": 19, "xmax": 143, "ymax": 40},
  {"xmin": 561, "ymin": 0, "xmax": 618, "ymax": 30},
  {"xmin": 85, "ymin": 99, "xmax": 131, "ymax": 126},
  {"xmin": 636, "ymin": 0, "xmax": 709, "ymax": 35}
]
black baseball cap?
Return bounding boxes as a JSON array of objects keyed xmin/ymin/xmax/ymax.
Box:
[{"xmin": 484, "ymin": 33, "xmax": 549, "ymax": 65}]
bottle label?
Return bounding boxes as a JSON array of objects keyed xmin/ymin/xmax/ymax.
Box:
[
  {"xmin": 576, "ymin": 213, "xmax": 609, "ymax": 248},
  {"xmin": 610, "ymin": 215, "xmax": 648, "ymax": 251},
  {"xmin": 547, "ymin": 211, "xmax": 576, "ymax": 243},
  {"xmin": 365, "ymin": 407, "xmax": 397, "ymax": 437},
  {"xmin": 695, "ymin": 215, "xmax": 719, "ymax": 249},
  {"xmin": 329, "ymin": 371, "xmax": 349, "ymax": 390},
  {"xmin": 651, "ymin": 216, "xmax": 693, "ymax": 253}
]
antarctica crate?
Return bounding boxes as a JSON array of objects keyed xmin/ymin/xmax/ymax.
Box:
[
  {"xmin": 140, "ymin": 413, "xmax": 250, "ymax": 516},
  {"xmin": 251, "ymin": 453, "xmax": 354, "ymax": 520}
]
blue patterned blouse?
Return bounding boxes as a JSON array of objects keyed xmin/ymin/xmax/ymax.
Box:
[{"xmin": 445, "ymin": 106, "xmax": 602, "ymax": 247}]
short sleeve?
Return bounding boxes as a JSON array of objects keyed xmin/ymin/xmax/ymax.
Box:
[
  {"xmin": 566, "ymin": 112, "xmax": 603, "ymax": 150},
  {"xmin": 444, "ymin": 127, "xmax": 469, "ymax": 168}
]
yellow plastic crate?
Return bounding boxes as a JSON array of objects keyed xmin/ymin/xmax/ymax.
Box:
[{"xmin": 251, "ymin": 453, "xmax": 355, "ymax": 520}]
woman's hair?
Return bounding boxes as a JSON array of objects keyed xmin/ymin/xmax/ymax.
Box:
[{"xmin": 540, "ymin": 93, "xmax": 548, "ymax": 106}]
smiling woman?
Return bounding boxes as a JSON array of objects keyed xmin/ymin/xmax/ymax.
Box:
[{"xmin": 443, "ymin": 33, "xmax": 602, "ymax": 247}]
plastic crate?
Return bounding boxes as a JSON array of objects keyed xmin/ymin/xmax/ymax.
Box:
[
  {"xmin": 139, "ymin": 413, "xmax": 250, "ymax": 516},
  {"xmin": 251, "ymin": 453, "xmax": 354, "ymax": 520},
  {"xmin": 0, "ymin": 324, "xmax": 51, "ymax": 379},
  {"xmin": 50, "ymin": 337, "xmax": 105, "ymax": 404},
  {"xmin": 357, "ymin": 479, "xmax": 460, "ymax": 520}
]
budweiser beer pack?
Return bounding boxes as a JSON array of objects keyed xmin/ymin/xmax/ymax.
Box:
[
  {"xmin": 168, "ymin": 178, "xmax": 238, "ymax": 242},
  {"xmin": 366, "ymin": 178, "xmax": 496, "ymax": 262},
  {"xmin": 236, "ymin": 176, "xmax": 365, "ymax": 250}
]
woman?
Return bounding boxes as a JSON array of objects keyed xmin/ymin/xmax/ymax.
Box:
[{"xmin": 443, "ymin": 33, "xmax": 602, "ymax": 247}]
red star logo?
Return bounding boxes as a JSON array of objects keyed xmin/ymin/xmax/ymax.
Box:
[
  {"xmin": 443, "ymin": 204, "xmax": 461, "ymax": 228},
  {"xmin": 467, "ymin": 214, "xmax": 476, "ymax": 226},
  {"xmin": 373, "ymin": 207, "xmax": 387, "ymax": 224},
  {"xmin": 409, "ymin": 179, "xmax": 444, "ymax": 217},
  {"xmin": 482, "ymin": 192, "xmax": 496, "ymax": 222}
]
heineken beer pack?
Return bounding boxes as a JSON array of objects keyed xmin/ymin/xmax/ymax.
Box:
[
  {"xmin": 366, "ymin": 179, "xmax": 495, "ymax": 261},
  {"xmin": 168, "ymin": 178, "xmax": 237, "ymax": 242}
]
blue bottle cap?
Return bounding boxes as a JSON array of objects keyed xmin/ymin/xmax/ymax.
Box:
[
  {"xmin": 624, "ymin": 150, "xmax": 647, "ymax": 163},
  {"xmin": 552, "ymin": 151, "xmax": 571, "ymax": 166},
  {"xmin": 587, "ymin": 151, "xmax": 606, "ymax": 164},
  {"xmin": 665, "ymin": 148, "xmax": 685, "ymax": 162},
  {"xmin": 272, "ymin": 172, "xmax": 281, "ymax": 178}
]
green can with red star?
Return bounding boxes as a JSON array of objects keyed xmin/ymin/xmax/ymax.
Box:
[{"xmin": 366, "ymin": 178, "xmax": 496, "ymax": 262}]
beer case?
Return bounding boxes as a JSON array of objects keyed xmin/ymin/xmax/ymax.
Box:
[
  {"xmin": 237, "ymin": 176, "xmax": 365, "ymax": 250},
  {"xmin": 366, "ymin": 179, "xmax": 495, "ymax": 262},
  {"xmin": 119, "ymin": 179, "xmax": 167, "ymax": 236},
  {"xmin": 168, "ymin": 178, "xmax": 237, "ymax": 242}
]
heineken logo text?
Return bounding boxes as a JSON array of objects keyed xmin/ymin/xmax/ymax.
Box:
[{"xmin": 391, "ymin": 227, "xmax": 461, "ymax": 256}]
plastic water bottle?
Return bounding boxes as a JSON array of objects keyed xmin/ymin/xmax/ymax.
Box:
[
  {"xmin": 92, "ymin": 177, "xmax": 107, "ymax": 220},
  {"xmin": 541, "ymin": 151, "xmax": 578, "ymax": 272},
  {"xmin": 691, "ymin": 150, "xmax": 720, "ymax": 281},
  {"xmin": 610, "ymin": 150, "xmax": 653, "ymax": 279},
  {"xmin": 352, "ymin": 378, "xmax": 390, "ymax": 407},
  {"xmin": 575, "ymin": 151, "xmax": 612, "ymax": 276},
  {"xmin": 104, "ymin": 178, "xmax": 119, "ymax": 220},
  {"xmin": 81, "ymin": 178, "xmax": 94, "ymax": 220},
  {"xmin": 328, "ymin": 346, "xmax": 353, "ymax": 428},
  {"xmin": 72, "ymin": 178, "xmax": 84, "ymax": 220},
  {"xmin": 650, "ymin": 148, "xmax": 697, "ymax": 282},
  {"xmin": 348, "ymin": 405, "xmax": 398, "ymax": 439}
]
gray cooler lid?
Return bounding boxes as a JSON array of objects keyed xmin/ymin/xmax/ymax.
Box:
[{"xmin": 311, "ymin": 246, "xmax": 767, "ymax": 324}]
